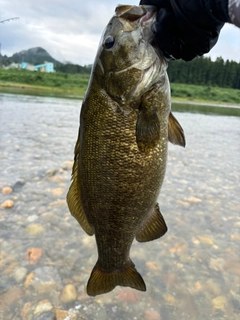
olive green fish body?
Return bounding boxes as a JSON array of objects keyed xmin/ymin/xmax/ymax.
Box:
[{"xmin": 67, "ymin": 4, "xmax": 185, "ymax": 296}]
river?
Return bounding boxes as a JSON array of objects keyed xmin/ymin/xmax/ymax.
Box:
[{"xmin": 0, "ymin": 93, "xmax": 240, "ymax": 320}]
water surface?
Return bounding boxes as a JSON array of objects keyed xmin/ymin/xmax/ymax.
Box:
[{"xmin": 0, "ymin": 93, "xmax": 239, "ymax": 320}]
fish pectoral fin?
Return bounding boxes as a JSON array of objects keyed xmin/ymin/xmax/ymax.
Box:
[
  {"xmin": 136, "ymin": 203, "xmax": 167, "ymax": 242},
  {"xmin": 87, "ymin": 260, "xmax": 146, "ymax": 296},
  {"xmin": 136, "ymin": 109, "xmax": 160, "ymax": 153},
  {"xmin": 66, "ymin": 132, "xmax": 94, "ymax": 236},
  {"xmin": 168, "ymin": 112, "xmax": 186, "ymax": 147}
]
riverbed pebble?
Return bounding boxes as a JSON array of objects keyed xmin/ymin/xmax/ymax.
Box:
[
  {"xmin": 13, "ymin": 266, "xmax": 28, "ymax": 283},
  {"xmin": 25, "ymin": 224, "xmax": 44, "ymax": 235},
  {"xmin": 26, "ymin": 247, "xmax": 43, "ymax": 264},
  {"xmin": 60, "ymin": 284, "xmax": 77, "ymax": 304},
  {"xmin": 1, "ymin": 199, "xmax": 14, "ymax": 208},
  {"xmin": 34, "ymin": 300, "xmax": 53, "ymax": 316},
  {"xmin": 1, "ymin": 186, "xmax": 13, "ymax": 194}
]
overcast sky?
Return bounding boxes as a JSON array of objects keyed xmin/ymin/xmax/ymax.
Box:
[{"xmin": 1, "ymin": 0, "xmax": 239, "ymax": 65}]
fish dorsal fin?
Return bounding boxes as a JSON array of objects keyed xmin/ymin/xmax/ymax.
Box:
[
  {"xmin": 136, "ymin": 203, "xmax": 167, "ymax": 242},
  {"xmin": 66, "ymin": 130, "xmax": 94, "ymax": 236},
  {"xmin": 168, "ymin": 112, "xmax": 186, "ymax": 147},
  {"xmin": 136, "ymin": 108, "xmax": 161, "ymax": 153}
]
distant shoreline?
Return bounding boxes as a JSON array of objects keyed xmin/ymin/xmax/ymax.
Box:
[{"xmin": 0, "ymin": 81, "xmax": 240, "ymax": 110}]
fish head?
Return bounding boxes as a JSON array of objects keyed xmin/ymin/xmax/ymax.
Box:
[{"xmin": 95, "ymin": 5, "xmax": 165, "ymax": 106}]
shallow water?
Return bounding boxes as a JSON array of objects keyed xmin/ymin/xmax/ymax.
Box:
[{"xmin": 0, "ymin": 93, "xmax": 240, "ymax": 320}]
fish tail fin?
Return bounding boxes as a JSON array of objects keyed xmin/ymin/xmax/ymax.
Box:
[{"xmin": 87, "ymin": 260, "xmax": 146, "ymax": 296}]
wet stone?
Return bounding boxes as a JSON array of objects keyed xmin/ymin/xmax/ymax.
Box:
[
  {"xmin": 25, "ymin": 224, "xmax": 44, "ymax": 235},
  {"xmin": 12, "ymin": 179, "xmax": 26, "ymax": 190},
  {"xmin": 1, "ymin": 186, "xmax": 13, "ymax": 194},
  {"xmin": 34, "ymin": 300, "xmax": 53, "ymax": 316},
  {"xmin": 13, "ymin": 266, "xmax": 28, "ymax": 283},
  {"xmin": 1, "ymin": 199, "xmax": 14, "ymax": 208},
  {"xmin": 26, "ymin": 248, "xmax": 43, "ymax": 265},
  {"xmin": 33, "ymin": 311, "xmax": 56, "ymax": 320},
  {"xmin": 60, "ymin": 284, "xmax": 77, "ymax": 304},
  {"xmin": 145, "ymin": 309, "xmax": 162, "ymax": 320}
]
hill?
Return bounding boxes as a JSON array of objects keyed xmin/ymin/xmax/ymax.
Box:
[{"xmin": 0, "ymin": 47, "xmax": 62, "ymax": 66}]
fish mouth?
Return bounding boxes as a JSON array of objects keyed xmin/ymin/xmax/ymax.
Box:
[{"xmin": 115, "ymin": 5, "xmax": 156, "ymax": 23}]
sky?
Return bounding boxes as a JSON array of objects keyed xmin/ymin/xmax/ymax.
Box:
[{"xmin": 0, "ymin": 0, "xmax": 239, "ymax": 65}]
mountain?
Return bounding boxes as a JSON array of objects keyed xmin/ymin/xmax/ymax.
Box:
[{"xmin": 1, "ymin": 47, "xmax": 62, "ymax": 66}]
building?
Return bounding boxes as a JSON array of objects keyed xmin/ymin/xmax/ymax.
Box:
[
  {"xmin": 3, "ymin": 61, "xmax": 54, "ymax": 72},
  {"xmin": 33, "ymin": 62, "xmax": 54, "ymax": 72}
]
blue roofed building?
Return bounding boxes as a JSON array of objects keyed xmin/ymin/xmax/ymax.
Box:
[{"xmin": 34, "ymin": 62, "xmax": 54, "ymax": 72}]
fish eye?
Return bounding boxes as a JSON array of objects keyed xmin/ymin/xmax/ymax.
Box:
[{"xmin": 103, "ymin": 36, "xmax": 115, "ymax": 49}]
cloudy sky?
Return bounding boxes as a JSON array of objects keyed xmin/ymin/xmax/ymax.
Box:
[{"xmin": 1, "ymin": 0, "xmax": 239, "ymax": 65}]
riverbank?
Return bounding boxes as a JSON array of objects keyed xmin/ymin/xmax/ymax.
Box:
[{"xmin": 0, "ymin": 76, "xmax": 240, "ymax": 106}]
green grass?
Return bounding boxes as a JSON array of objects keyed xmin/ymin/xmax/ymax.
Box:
[
  {"xmin": 0, "ymin": 69, "xmax": 239, "ymax": 105},
  {"xmin": 170, "ymin": 83, "xmax": 240, "ymax": 105}
]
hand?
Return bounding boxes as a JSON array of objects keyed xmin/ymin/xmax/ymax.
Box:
[{"xmin": 140, "ymin": 0, "xmax": 226, "ymax": 61}]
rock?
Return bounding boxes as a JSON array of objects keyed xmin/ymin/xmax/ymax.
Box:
[
  {"xmin": 224, "ymin": 260, "xmax": 240, "ymax": 276},
  {"xmin": 2, "ymin": 186, "xmax": 13, "ymax": 194},
  {"xmin": 26, "ymin": 248, "xmax": 43, "ymax": 265},
  {"xmin": 163, "ymin": 293, "xmax": 175, "ymax": 304},
  {"xmin": 13, "ymin": 179, "xmax": 26, "ymax": 190},
  {"xmin": 60, "ymin": 284, "xmax": 77, "ymax": 304},
  {"xmin": 62, "ymin": 161, "xmax": 74, "ymax": 171},
  {"xmin": 187, "ymin": 196, "xmax": 202, "ymax": 203},
  {"xmin": 3, "ymin": 261, "xmax": 19, "ymax": 275},
  {"xmin": 25, "ymin": 224, "xmax": 44, "ymax": 235},
  {"xmin": 45, "ymin": 169, "xmax": 58, "ymax": 177},
  {"xmin": 1, "ymin": 199, "xmax": 14, "ymax": 208},
  {"xmin": 212, "ymin": 296, "xmax": 227, "ymax": 312},
  {"xmin": 146, "ymin": 261, "xmax": 161, "ymax": 271},
  {"xmin": 33, "ymin": 312, "xmax": 56, "ymax": 320},
  {"xmin": 117, "ymin": 288, "xmax": 141, "ymax": 302},
  {"xmin": 169, "ymin": 242, "xmax": 188, "ymax": 255},
  {"xmin": 55, "ymin": 309, "xmax": 78, "ymax": 320},
  {"xmin": 31, "ymin": 266, "xmax": 61, "ymax": 293},
  {"xmin": 24, "ymin": 272, "xmax": 35, "ymax": 288},
  {"xmin": 55, "ymin": 310, "xmax": 69, "ymax": 320},
  {"xmin": 13, "ymin": 266, "xmax": 28, "ymax": 283},
  {"xmin": 21, "ymin": 302, "xmax": 32, "ymax": 320},
  {"xmin": 26, "ymin": 214, "xmax": 39, "ymax": 222},
  {"xmin": 0, "ymin": 287, "xmax": 24, "ymax": 313},
  {"xmin": 82, "ymin": 235, "xmax": 95, "ymax": 249},
  {"xmin": 47, "ymin": 175, "xmax": 65, "ymax": 183},
  {"xmin": 51, "ymin": 188, "xmax": 65, "ymax": 196},
  {"xmin": 34, "ymin": 300, "xmax": 53, "ymax": 316},
  {"xmin": 230, "ymin": 234, "xmax": 240, "ymax": 241},
  {"xmin": 145, "ymin": 309, "xmax": 162, "ymax": 320},
  {"xmin": 199, "ymin": 235, "xmax": 214, "ymax": 245}
]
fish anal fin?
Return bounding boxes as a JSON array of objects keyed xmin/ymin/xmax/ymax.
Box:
[
  {"xmin": 168, "ymin": 112, "xmax": 186, "ymax": 147},
  {"xmin": 66, "ymin": 131, "xmax": 94, "ymax": 236},
  {"xmin": 136, "ymin": 203, "xmax": 167, "ymax": 242},
  {"xmin": 136, "ymin": 109, "xmax": 160, "ymax": 153},
  {"xmin": 87, "ymin": 260, "xmax": 146, "ymax": 296}
]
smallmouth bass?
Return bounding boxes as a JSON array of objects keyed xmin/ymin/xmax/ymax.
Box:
[{"xmin": 67, "ymin": 4, "xmax": 185, "ymax": 296}]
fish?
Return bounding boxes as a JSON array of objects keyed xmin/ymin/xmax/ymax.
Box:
[{"xmin": 67, "ymin": 4, "xmax": 185, "ymax": 296}]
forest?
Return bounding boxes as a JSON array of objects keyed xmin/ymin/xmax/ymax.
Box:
[
  {"xmin": 55, "ymin": 56, "xmax": 240, "ymax": 90},
  {"xmin": 167, "ymin": 56, "xmax": 240, "ymax": 89}
]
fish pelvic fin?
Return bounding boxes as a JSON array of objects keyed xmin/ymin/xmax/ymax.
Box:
[
  {"xmin": 87, "ymin": 260, "xmax": 146, "ymax": 296},
  {"xmin": 136, "ymin": 203, "xmax": 167, "ymax": 242},
  {"xmin": 66, "ymin": 130, "xmax": 94, "ymax": 236},
  {"xmin": 168, "ymin": 112, "xmax": 186, "ymax": 147}
]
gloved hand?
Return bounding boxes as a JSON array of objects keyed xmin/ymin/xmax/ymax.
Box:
[{"xmin": 140, "ymin": 0, "xmax": 230, "ymax": 61}]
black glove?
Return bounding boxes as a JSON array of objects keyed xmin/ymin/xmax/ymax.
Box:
[{"xmin": 140, "ymin": 0, "xmax": 230, "ymax": 61}]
